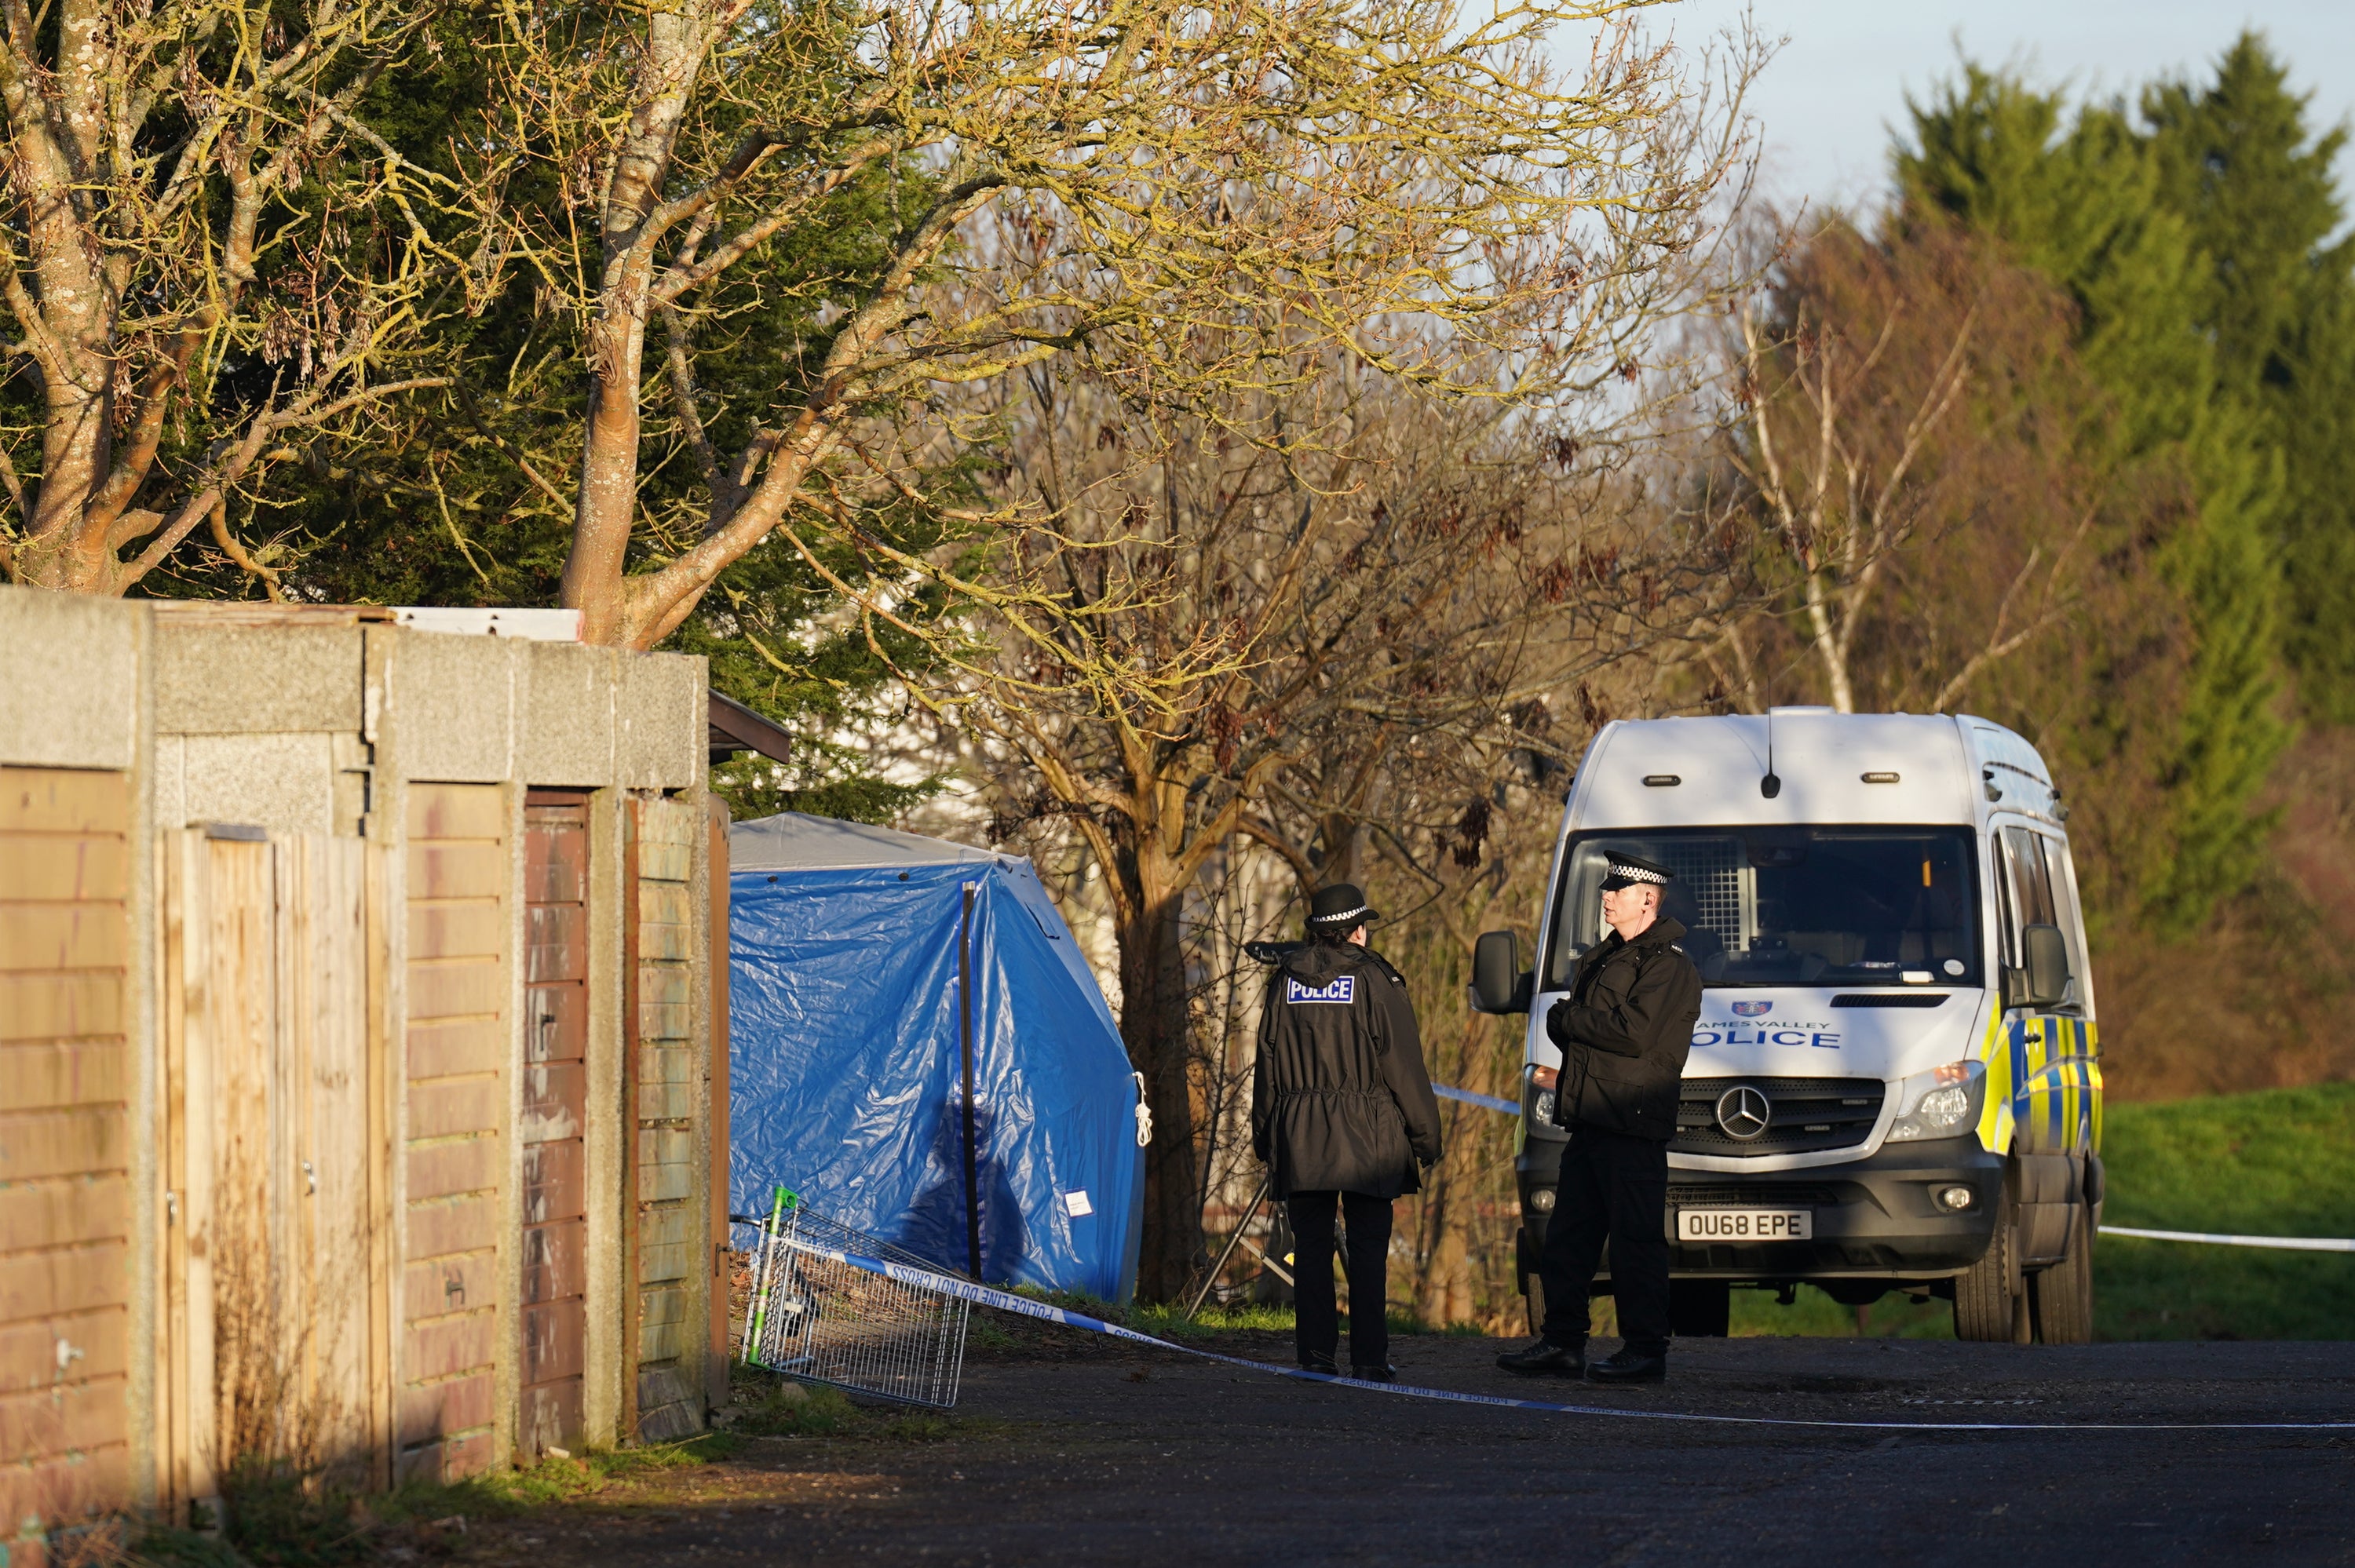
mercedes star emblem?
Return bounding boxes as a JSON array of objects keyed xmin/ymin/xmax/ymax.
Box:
[{"xmin": 1715, "ymin": 1085, "xmax": 1771, "ymax": 1141}]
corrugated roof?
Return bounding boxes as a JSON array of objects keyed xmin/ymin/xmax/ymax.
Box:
[{"xmin": 728, "ymin": 811, "xmax": 1010, "ymax": 870}]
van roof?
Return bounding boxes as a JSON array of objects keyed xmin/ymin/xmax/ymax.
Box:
[{"xmin": 1568, "ymin": 709, "xmax": 2064, "ymax": 833}]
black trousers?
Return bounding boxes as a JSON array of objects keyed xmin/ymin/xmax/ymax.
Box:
[
  {"xmin": 1536, "ymin": 1128, "xmax": 1671, "ymax": 1356},
  {"xmin": 1285, "ymin": 1190, "xmax": 1393, "ymax": 1369}
]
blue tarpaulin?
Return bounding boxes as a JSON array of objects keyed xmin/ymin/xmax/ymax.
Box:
[{"xmin": 728, "ymin": 812, "xmax": 1145, "ymax": 1303}]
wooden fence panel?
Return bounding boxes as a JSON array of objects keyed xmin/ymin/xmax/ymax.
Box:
[
  {"xmin": 158, "ymin": 829, "xmax": 375, "ymax": 1513},
  {"xmin": 194, "ymin": 833, "xmax": 276, "ymax": 1482},
  {"xmin": 630, "ymin": 798, "xmax": 703, "ymax": 1442},
  {"xmin": 706, "ymin": 797, "xmax": 731, "ymax": 1408},
  {"xmin": 517, "ymin": 792, "xmax": 589, "ymax": 1461},
  {"xmin": 400, "ymin": 785, "xmax": 508, "ymax": 1482},
  {"xmin": 276, "ymin": 838, "xmax": 372, "ymax": 1475},
  {"xmin": 158, "ymin": 833, "xmax": 214, "ymax": 1519},
  {"xmin": 0, "ymin": 768, "xmax": 133, "ymax": 1560}
]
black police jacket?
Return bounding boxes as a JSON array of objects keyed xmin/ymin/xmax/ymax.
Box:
[
  {"xmin": 1546, "ymin": 917, "xmax": 1703, "ymax": 1141},
  {"xmin": 1253, "ymin": 939, "xmax": 1444, "ymax": 1200}
]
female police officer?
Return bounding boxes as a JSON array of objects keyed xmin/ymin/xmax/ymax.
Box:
[
  {"xmin": 1498, "ymin": 853, "xmax": 1700, "ymax": 1384},
  {"xmin": 1253, "ymin": 883, "xmax": 1444, "ymax": 1380}
]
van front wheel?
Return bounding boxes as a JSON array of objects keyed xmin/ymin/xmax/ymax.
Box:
[
  {"xmin": 1952, "ymin": 1183, "xmax": 2020, "ymax": 1343},
  {"xmin": 2029, "ymin": 1202, "xmax": 2096, "ymax": 1344}
]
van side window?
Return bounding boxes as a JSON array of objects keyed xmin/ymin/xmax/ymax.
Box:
[
  {"xmin": 2032, "ymin": 833, "xmax": 2091, "ymax": 1015},
  {"xmin": 2002, "ymin": 826, "xmax": 2057, "ymax": 929},
  {"xmin": 2000, "ymin": 825, "xmax": 2084, "ymax": 1014},
  {"xmin": 1991, "ymin": 836, "xmax": 2018, "ymax": 967}
]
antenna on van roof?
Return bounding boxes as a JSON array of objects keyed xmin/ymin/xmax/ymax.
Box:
[{"xmin": 1761, "ymin": 700, "xmax": 1782, "ymax": 799}]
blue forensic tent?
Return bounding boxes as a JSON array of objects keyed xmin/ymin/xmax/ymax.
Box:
[{"xmin": 728, "ymin": 812, "xmax": 1145, "ymax": 1302}]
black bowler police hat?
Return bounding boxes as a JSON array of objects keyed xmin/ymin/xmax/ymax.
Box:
[
  {"xmin": 1599, "ymin": 854, "xmax": 1673, "ymax": 892},
  {"xmin": 1306, "ymin": 883, "xmax": 1379, "ymax": 930}
]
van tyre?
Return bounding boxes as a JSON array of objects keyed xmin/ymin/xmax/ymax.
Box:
[
  {"xmin": 1952, "ymin": 1176, "xmax": 2021, "ymax": 1342},
  {"xmin": 1668, "ymin": 1279, "xmax": 1730, "ymax": 1338},
  {"xmin": 2029, "ymin": 1202, "xmax": 2096, "ymax": 1344}
]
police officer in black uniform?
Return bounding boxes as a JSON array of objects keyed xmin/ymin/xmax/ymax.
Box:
[
  {"xmin": 1253, "ymin": 884, "xmax": 1444, "ymax": 1381},
  {"xmin": 1498, "ymin": 854, "xmax": 1701, "ymax": 1384}
]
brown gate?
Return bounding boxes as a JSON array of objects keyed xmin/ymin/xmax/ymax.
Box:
[{"xmin": 517, "ymin": 792, "xmax": 589, "ymax": 1459}]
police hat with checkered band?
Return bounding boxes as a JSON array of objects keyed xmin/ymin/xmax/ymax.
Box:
[
  {"xmin": 1598, "ymin": 854, "xmax": 1673, "ymax": 893},
  {"xmin": 1305, "ymin": 882, "xmax": 1380, "ymax": 932}
]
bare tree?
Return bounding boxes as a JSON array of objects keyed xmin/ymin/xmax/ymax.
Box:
[
  {"xmin": 413, "ymin": 0, "xmax": 1751, "ymax": 647},
  {"xmin": 0, "ymin": 0, "xmax": 445, "ymax": 593},
  {"xmin": 1704, "ymin": 218, "xmax": 2112, "ymax": 719},
  {"xmin": 1725, "ymin": 237, "xmax": 1975, "ymax": 713},
  {"xmin": 1370, "ymin": 816, "xmax": 1541, "ymax": 1328},
  {"xmin": 950, "ymin": 347, "xmax": 1745, "ymax": 1294}
]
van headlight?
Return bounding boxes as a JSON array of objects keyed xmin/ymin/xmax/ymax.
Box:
[{"xmin": 1884, "ymin": 1059, "xmax": 1987, "ymax": 1143}]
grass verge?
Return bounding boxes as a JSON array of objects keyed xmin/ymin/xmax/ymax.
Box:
[
  {"xmin": 163, "ymin": 1362, "xmax": 988, "ymax": 1567},
  {"xmin": 1735, "ymin": 1081, "xmax": 2355, "ymax": 1341},
  {"xmin": 157, "ymin": 1439, "xmax": 745, "ymax": 1566},
  {"xmin": 2094, "ymin": 1081, "xmax": 2355, "ymax": 1340}
]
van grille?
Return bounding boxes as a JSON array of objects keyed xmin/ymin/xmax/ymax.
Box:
[
  {"xmin": 1673, "ymin": 1077, "xmax": 1886, "ymax": 1156},
  {"xmin": 1666, "ymin": 1183, "xmax": 1849, "ymax": 1207}
]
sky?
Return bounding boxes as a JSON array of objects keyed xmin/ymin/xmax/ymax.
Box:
[{"xmin": 1664, "ymin": 1, "xmax": 2355, "ymax": 216}]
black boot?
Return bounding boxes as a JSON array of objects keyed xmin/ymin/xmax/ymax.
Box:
[
  {"xmin": 1349, "ymin": 1363, "xmax": 1397, "ymax": 1383},
  {"xmin": 1585, "ymin": 1347, "xmax": 1667, "ymax": 1384},
  {"xmin": 1298, "ymin": 1350, "xmax": 1338, "ymax": 1375},
  {"xmin": 1495, "ymin": 1339, "xmax": 1585, "ymax": 1377}
]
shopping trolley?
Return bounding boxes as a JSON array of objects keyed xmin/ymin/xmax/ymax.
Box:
[{"xmin": 736, "ymin": 1187, "xmax": 972, "ymax": 1409}]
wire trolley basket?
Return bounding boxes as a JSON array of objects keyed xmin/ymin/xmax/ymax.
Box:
[{"xmin": 737, "ymin": 1187, "xmax": 972, "ymax": 1409}]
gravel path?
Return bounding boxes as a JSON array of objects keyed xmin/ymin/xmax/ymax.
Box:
[{"xmin": 439, "ymin": 1333, "xmax": 2355, "ymax": 1567}]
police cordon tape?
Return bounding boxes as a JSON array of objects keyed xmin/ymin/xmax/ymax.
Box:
[
  {"xmin": 2098, "ymin": 1225, "xmax": 2355, "ymax": 1254},
  {"xmin": 1427, "ymin": 1083, "xmax": 2355, "ymax": 1254},
  {"xmin": 774, "ymin": 1234, "xmax": 2355, "ymax": 1433},
  {"xmin": 1431, "ymin": 1082, "xmax": 1518, "ymax": 1114}
]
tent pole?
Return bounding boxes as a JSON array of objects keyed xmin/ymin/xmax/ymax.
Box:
[{"xmin": 958, "ymin": 883, "xmax": 982, "ymax": 1281}]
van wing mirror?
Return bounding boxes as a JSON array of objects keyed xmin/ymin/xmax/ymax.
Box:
[
  {"xmin": 1470, "ymin": 931, "xmax": 1532, "ymax": 1014},
  {"xmin": 2021, "ymin": 924, "xmax": 2070, "ymax": 1008}
]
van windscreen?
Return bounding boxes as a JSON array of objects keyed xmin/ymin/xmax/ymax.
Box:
[{"xmin": 1545, "ymin": 828, "xmax": 1981, "ymax": 990}]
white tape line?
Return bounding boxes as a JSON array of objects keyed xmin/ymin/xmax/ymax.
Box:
[
  {"xmin": 1429, "ymin": 1088, "xmax": 2355, "ymax": 1256},
  {"xmin": 774, "ymin": 1238, "xmax": 2355, "ymax": 1434},
  {"xmin": 2101, "ymin": 1225, "xmax": 2355, "ymax": 1254}
]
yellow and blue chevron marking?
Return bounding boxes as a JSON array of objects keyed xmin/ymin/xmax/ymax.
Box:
[{"xmin": 1976, "ymin": 1008, "xmax": 2100, "ymax": 1158}]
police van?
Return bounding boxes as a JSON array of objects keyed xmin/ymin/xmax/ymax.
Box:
[{"xmin": 1469, "ymin": 709, "xmax": 2102, "ymax": 1344}]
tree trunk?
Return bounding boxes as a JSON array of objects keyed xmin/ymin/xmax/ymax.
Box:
[
  {"xmin": 565, "ymin": 325, "xmax": 648, "ymax": 644},
  {"xmin": 1112, "ymin": 885, "xmax": 1199, "ymax": 1301},
  {"xmin": 1801, "ymin": 573, "xmax": 1855, "ymax": 713},
  {"xmin": 562, "ymin": 2, "xmax": 716, "ymax": 646},
  {"xmin": 5, "ymin": 60, "xmax": 119, "ymax": 594},
  {"xmin": 1416, "ymin": 1191, "xmax": 1474, "ymax": 1329}
]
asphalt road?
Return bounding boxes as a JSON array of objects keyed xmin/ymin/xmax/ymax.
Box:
[{"xmin": 444, "ymin": 1331, "xmax": 2355, "ymax": 1567}]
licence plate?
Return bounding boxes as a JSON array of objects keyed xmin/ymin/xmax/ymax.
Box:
[{"xmin": 1678, "ymin": 1209, "xmax": 1813, "ymax": 1242}]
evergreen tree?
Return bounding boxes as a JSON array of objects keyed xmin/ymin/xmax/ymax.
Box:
[
  {"xmin": 1898, "ymin": 61, "xmax": 2288, "ymax": 935},
  {"xmin": 2270, "ymin": 287, "xmax": 2355, "ymax": 724},
  {"xmin": 2142, "ymin": 33, "xmax": 2355, "ymax": 724}
]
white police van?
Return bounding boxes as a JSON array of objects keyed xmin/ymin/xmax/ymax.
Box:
[{"xmin": 1470, "ymin": 709, "xmax": 2102, "ymax": 1344}]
